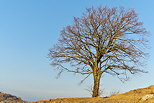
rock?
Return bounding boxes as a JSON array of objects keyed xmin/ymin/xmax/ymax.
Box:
[
  {"xmin": 141, "ymin": 94, "xmax": 154, "ymax": 101},
  {"xmin": 0, "ymin": 92, "xmax": 27, "ymax": 103}
]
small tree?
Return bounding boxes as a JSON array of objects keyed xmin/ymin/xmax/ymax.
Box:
[
  {"xmin": 48, "ymin": 7, "xmax": 148, "ymax": 97},
  {"xmin": 110, "ymin": 90, "xmax": 120, "ymax": 96}
]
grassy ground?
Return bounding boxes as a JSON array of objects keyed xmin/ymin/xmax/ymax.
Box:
[{"xmin": 31, "ymin": 85, "xmax": 154, "ymax": 103}]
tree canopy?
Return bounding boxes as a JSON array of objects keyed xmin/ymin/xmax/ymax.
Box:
[{"xmin": 49, "ymin": 7, "xmax": 148, "ymax": 97}]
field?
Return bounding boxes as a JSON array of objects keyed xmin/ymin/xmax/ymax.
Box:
[{"xmin": 31, "ymin": 85, "xmax": 154, "ymax": 103}]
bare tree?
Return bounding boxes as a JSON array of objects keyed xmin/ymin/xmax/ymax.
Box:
[
  {"xmin": 48, "ymin": 7, "xmax": 148, "ymax": 97},
  {"xmin": 110, "ymin": 90, "xmax": 120, "ymax": 96}
]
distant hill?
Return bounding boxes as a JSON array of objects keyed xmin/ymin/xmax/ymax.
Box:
[
  {"xmin": 31, "ymin": 85, "xmax": 154, "ymax": 103},
  {"xmin": 0, "ymin": 92, "xmax": 27, "ymax": 103}
]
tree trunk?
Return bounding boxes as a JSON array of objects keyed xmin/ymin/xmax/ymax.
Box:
[{"xmin": 92, "ymin": 75, "xmax": 101, "ymax": 97}]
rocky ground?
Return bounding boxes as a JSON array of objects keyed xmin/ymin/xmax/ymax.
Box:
[
  {"xmin": 0, "ymin": 92, "xmax": 27, "ymax": 103},
  {"xmin": 31, "ymin": 85, "xmax": 154, "ymax": 103}
]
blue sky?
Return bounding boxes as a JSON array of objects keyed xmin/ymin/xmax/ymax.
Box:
[{"xmin": 0, "ymin": 0, "xmax": 154, "ymax": 101}]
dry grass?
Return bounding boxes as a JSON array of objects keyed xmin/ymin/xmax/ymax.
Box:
[
  {"xmin": 31, "ymin": 85, "xmax": 154, "ymax": 103},
  {"xmin": 30, "ymin": 97, "xmax": 134, "ymax": 103}
]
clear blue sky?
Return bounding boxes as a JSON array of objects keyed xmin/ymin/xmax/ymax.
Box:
[{"xmin": 0, "ymin": 0, "xmax": 154, "ymax": 101}]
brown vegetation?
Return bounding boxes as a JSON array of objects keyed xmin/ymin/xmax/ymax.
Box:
[{"xmin": 31, "ymin": 85, "xmax": 154, "ymax": 103}]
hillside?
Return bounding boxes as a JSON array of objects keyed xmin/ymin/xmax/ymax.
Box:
[
  {"xmin": 0, "ymin": 92, "xmax": 27, "ymax": 103},
  {"xmin": 31, "ymin": 85, "xmax": 154, "ymax": 103}
]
